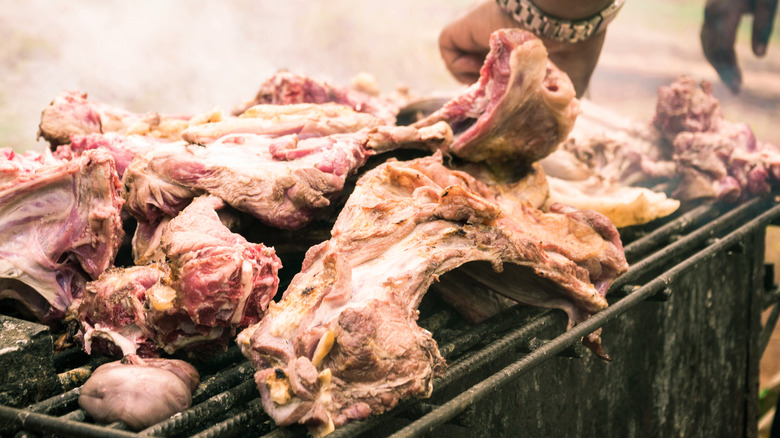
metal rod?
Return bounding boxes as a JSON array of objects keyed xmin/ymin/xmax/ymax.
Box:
[
  {"xmin": 0, "ymin": 405, "xmax": 137, "ymax": 438},
  {"xmin": 24, "ymin": 388, "xmax": 80, "ymax": 415},
  {"xmin": 623, "ymin": 204, "xmax": 717, "ymax": 262},
  {"xmin": 138, "ymin": 379, "xmax": 258, "ymax": 437},
  {"xmin": 388, "ymin": 202, "xmax": 780, "ymax": 438},
  {"xmin": 611, "ymin": 198, "xmax": 772, "ymax": 292},
  {"xmin": 189, "ymin": 398, "xmax": 268, "ymax": 438},
  {"xmin": 191, "ymin": 361, "xmax": 255, "ymax": 404}
]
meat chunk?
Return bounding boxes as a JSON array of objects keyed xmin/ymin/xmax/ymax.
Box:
[
  {"xmin": 653, "ymin": 77, "xmax": 780, "ymax": 202},
  {"xmin": 233, "ymin": 71, "xmax": 399, "ymax": 124},
  {"xmin": 70, "ymin": 195, "xmax": 281, "ymax": 356},
  {"xmin": 79, "ymin": 355, "xmax": 199, "ymax": 430},
  {"xmin": 238, "ymin": 153, "xmax": 627, "ymax": 432},
  {"xmin": 0, "ymin": 148, "xmax": 124, "ymax": 322},
  {"xmin": 37, "ymin": 90, "xmax": 223, "ymax": 147},
  {"xmin": 53, "ymin": 133, "xmax": 164, "ymax": 178},
  {"xmin": 554, "ymin": 77, "xmax": 780, "ymax": 206},
  {"xmin": 414, "ymin": 29, "xmax": 580, "ymax": 165},
  {"xmin": 123, "ymin": 123, "xmax": 452, "ymax": 249},
  {"xmin": 181, "ymin": 103, "xmax": 385, "ymax": 145}
]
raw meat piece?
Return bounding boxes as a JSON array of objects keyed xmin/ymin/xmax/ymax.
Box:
[
  {"xmin": 38, "ymin": 90, "xmax": 223, "ymax": 146},
  {"xmin": 0, "ymin": 147, "xmax": 61, "ymax": 184},
  {"xmin": 413, "ymin": 28, "xmax": 580, "ymax": 164},
  {"xmin": 181, "ymin": 103, "xmax": 385, "ymax": 145},
  {"xmin": 233, "ymin": 71, "xmax": 399, "ymax": 124},
  {"xmin": 123, "ymin": 123, "xmax": 452, "ymax": 248},
  {"xmin": 537, "ymin": 99, "xmax": 682, "ymax": 227},
  {"xmin": 79, "ymin": 355, "xmax": 199, "ymax": 430},
  {"xmin": 0, "ymin": 148, "xmax": 123, "ymax": 322},
  {"xmin": 653, "ymin": 77, "xmax": 722, "ymax": 143},
  {"xmin": 653, "ymin": 77, "xmax": 780, "ymax": 202},
  {"xmin": 237, "ymin": 153, "xmax": 627, "ymax": 432},
  {"xmin": 69, "ymin": 195, "xmax": 281, "ymax": 356},
  {"xmin": 53, "ymin": 133, "xmax": 164, "ymax": 178}
]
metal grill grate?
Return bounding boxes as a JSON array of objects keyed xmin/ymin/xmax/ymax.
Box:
[{"xmin": 2, "ymin": 197, "xmax": 780, "ymax": 438}]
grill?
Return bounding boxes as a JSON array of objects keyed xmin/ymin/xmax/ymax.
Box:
[{"xmin": 2, "ymin": 195, "xmax": 780, "ymax": 437}]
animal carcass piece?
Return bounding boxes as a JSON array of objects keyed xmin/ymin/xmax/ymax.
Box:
[
  {"xmin": 413, "ymin": 28, "xmax": 579, "ymax": 164},
  {"xmin": 180, "ymin": 103, "xmax": 386, "ymax": 145},
  {"xmin": 53, "ymin": 133, "xmax": 166, "ymax": 178},
  {"xmin": 37, "ymin": 90, "xmax": 223, "ymax": 146},
  {"xmin": 233, "ymin": 71, "xmax": 399, "ymax": 124},
  {"xmin": 0, "ymin": 148, "xmax": 123, "ymax": 323},
  {"xmin": 653, "ymin": 77, "xmax": 780, "ymax": 202},
  {"xmin": 539, "ymin": 100, "xmax": 681, "ymax": 228},
  {"xmin": 237, "ymin": 154, "xmax": 627, "ymax": 433},
  {"xmin": 69, "ymin": 195, "xmax": 281, "ymax": 356},
  {"xmin": 123, "ymin": 123, "xmax": 452, "ymax": 257}
]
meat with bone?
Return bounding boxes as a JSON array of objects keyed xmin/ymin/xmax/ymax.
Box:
[
  {"xmin": 0, "ymin": 148, "xmax": 123, "ymax": 323},
  {"xmin": 180, "ymin": 103, "xmax": 385, "ymax": 145},
  {"xmin": 123, "ymin": 122, "xmax": 452, "ymax": 252},
  {"xmin": 78, "ymin": 355, "xmax": 200, "ymax": 430},
  {"xmin": 413, "ymin": 28, "xmax": 580, "ymax": 165},
  {"xmin": 52, "ymin": 133, "xmax": 165, "ymax": 178},
  {"xmin": 546, "ymin": 77, "xmax": 780, "ymax": 207},
  {"xmin": 652, "ymin": 77, "xmax": 780, "ymax": 202},
  {"xmin": 37, "ymin": 90, "xmax": 223, "ymax": 147},
  {"xmin": 233, "ymin": 70, "xmax": 399, "ymax": 124},
  {"xmin": 237, "ymin": 153, "xmax": 627, "ymax": 432},
  {"xmin": 69, "ymin": 195, "xmax": 281, "ymax": 356},
  {"xmin": 537, "ymin": 99, "xmax": 682, "ymax": 228}
]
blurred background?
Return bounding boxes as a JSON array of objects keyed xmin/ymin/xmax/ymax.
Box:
[
  {"xmin": 2, "ymin": 0, "xmax": 780, "ymax": 432},
  {"xmin": 2, "ymin": 0, "xmax": 778, "ymax": 152}
]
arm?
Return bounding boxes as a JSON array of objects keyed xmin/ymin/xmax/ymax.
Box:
[
  {"xmin": 701, "ymin": 0, "xmax": 778, "ymax": 93},
  {"xmin": 439, "ymin": 0, "xmax": 616, "ymax": 97}
]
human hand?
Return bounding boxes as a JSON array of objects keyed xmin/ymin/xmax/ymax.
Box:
[
  {"xmin": 701, "ymin": 0, "xmax": 778, "ymax": 93},
  {"xmin": 438, "ymin": 0, "xmax": 611, "ymax": 97}
]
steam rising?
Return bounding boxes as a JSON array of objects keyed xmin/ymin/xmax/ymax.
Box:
[{"xmin": 1, "ymin": 0, "xmax": 472, "ymax": 151}]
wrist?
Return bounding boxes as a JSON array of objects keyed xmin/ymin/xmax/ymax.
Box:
[
  {"xmin": 529, "ymin": 0, "xmax": 614, "ymax": 20},
  {"xmin": 495, "ymin": 0, "xmax": 624, "ymax": 43}
]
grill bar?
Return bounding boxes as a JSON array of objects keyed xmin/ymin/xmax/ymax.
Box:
[
  {"xmin": 614, "ymin": 197, "xmax": 770, "ymax": 292},
  {"xmin": 622, "ymin": 204, "xmax": 717, "ymax": 263},
  {"xmin": 386, "ymin": 201, "xmax": 780, "ymax": 438},
  {"xmin": 0, "ymin": 405, "xmax": 137, "ymax": 438},
  {"xmin": 138, "ymin": 379, "xmax": 258, "ymax": 437},
  {"xmin": 189, "ymin": 398, "xmax": 269, "ymax": 438}
]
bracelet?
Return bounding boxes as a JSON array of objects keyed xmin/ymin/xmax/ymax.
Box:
[{"xmin": 495, "ymin": 0, "xmax": 625, "ymax": 43}]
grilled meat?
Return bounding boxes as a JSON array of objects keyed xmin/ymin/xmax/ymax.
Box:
[
  {"xmin": 0, "ymin": 148, "xmax": 123, "ymax": 322},
  {"xmin": 238, "ymin": 153, "xmax": 627, "ymax": 432}
]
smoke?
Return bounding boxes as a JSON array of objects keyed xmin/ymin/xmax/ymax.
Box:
[{"xmin": 0, "ymin": 0, "xmax": 474, "ymax": 151}]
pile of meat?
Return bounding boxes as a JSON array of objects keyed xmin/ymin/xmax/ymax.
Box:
[
  {"xmin": 542, "ymin": 77, "xmax": 780, "ymax": 226},
  {"xmin": 4, "ymin": 25, "xmax": 770, "ymax": 435}
]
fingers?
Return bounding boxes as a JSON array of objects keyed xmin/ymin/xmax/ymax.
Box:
[
  {"xmin": 438, "ymin": 0, "xmax": 517, "ymax": 85},
  {"xmin": 701, "ymin": 0, "xmax": 745, "ymax": 92},
  {"xmin": 752, "ymin": 0, "xmax": 779, "ymax": 56},
  {"xmin": 439, "ymin": 23, "xmax": 489, "ymax": 84},
  {"xmin": 443, "ymin": 51, "xmax": 487, "ymax": 85}
]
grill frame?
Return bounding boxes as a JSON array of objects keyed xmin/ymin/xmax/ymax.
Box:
[{"xmin": 2, "ymin": 197, "xmax": 779, "ymax": 438}]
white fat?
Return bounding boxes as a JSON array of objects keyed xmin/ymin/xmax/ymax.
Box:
[
  {"xmin": 83, "ymin": 325, "xmax": 139, "ymax": 356},
  {"xmin": 311, "ymin": 228, "xmax": 437, "ymax": 327},
  {"xmin": 230, "ymin": 259, "xmax": 254, "ymax": 325},
  {"xmin": 163, "ymin": 327, "xmax": 224, "ymax": 355}
]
